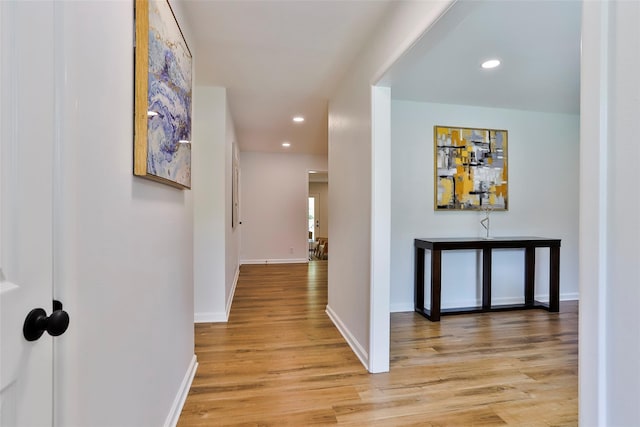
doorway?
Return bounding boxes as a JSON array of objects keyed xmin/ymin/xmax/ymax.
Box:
[
  {"xmin": 308, "ymin": 194, "xmax": 319, "ymax": 242},
  {"xmin": 372, "ymin": 0, "xmax": 581, "ymax": 375},
  {"xmin": 308, "ymin": 171, "xmax": 328, "ymax": 261}
]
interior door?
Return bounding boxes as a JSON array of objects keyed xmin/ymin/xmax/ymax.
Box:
[
  {"xmin": 308, "ymin": 193, "xmax": 320, "ymax": 241},
  {"xmin": 0, "ymin": 2, "xmax": 56, "ymax": 425}
]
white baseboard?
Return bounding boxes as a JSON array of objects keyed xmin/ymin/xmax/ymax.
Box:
[
  {"xmin": 164, "ymin": 354, "xmax": 198, "ymax": 427},
  {"xmin": 325, "ymin": 304, "xmax": 369, "ymax": 370},
  {"xmin": 241, "ymin": 258, "xmax": 309, "ymax": 265},
  {"xmin": 560, "ymin": 292, "xmax": 580, "ymax": 301},
  {"xmin": 225, "ymin": 265, "xmax": 240, "ymax": 319},
  {"xmin": 194, "ymin": 311, "xmax": 228, "ymax": 323},
  {"xmin": 194, "ymin": 266, "xmax": 241, "ymax": 323},
  {"xmin": 391, "ymin": 292, "xmax": 580, "ymax": 313},
  {"xmin": 390, "ymin": 302, "xmax": 414, "ymax": 313}
]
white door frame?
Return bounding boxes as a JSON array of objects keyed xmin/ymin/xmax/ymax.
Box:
[
  {"xmin": 369, "ymin": 85, "xmax": 391, "ymax": 373},
  {"xmin": 0, "ymin": 1, "xmax": 57, "ymax": 425}
]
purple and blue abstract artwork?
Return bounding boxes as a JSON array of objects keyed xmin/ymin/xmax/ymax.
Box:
[{"xmin": 146, "ymin": 0, "xmax": 192, "ymax": 188}]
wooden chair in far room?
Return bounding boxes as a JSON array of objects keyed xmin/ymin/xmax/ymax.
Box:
[{"xmin": 313, "ymin": 237, "xmax": 328, "ymax": 260}]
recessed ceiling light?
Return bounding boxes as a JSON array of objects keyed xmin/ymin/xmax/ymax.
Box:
[
  {"xmin": 282, "ymin": 142, "xmax": 291, "ymax": 148},
  {"xmin": 481, "ymin": 59, "xmax": 501, "ymax": 69},
  {"xmin": 293, "ymin": 116, "xmax": 304, "ymax": 123}
]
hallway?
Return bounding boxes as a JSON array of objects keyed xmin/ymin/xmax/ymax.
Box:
[{"xmin": 178, "ymin": 262, "xmax": 577, "ymax": 425}]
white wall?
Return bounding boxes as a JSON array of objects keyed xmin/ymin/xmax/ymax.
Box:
[
  {"xmin": 225, "ymin": 109, "xmax": 241, "ymax": 313},
  {"xmin": 193, "ymin": 86, "xmax": 240, "ymax": 322},
  {"xmin": 390, "ymin": 100, "xmax": 579, "ymax": 311},
  {"xmin": 328, "ymin": 0, "xmax": 454, "ymax": 371},
  {"xmin": 240, "ymin": 152, "xmax": 327, "ymax": 264},
  {"xmin": 54, "ymin": 1, "xmax": 195, "ymax": 426},
  {"xmin": 581, "ymin": 2, "xmax": 640, "ymax": 425},
  {"xmin": 309, "ymin": 182, "xmax": 328, "ymax": 239}
]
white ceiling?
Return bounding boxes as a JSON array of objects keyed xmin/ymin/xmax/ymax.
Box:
[
  {"xmin": 181, "ymin": 0, "xmax": 581, "ymax": 155},
  {"xmin": 380, "ymin": 1, "xmax": 582, "ymax": 114},
  {"xmin": 181, "ymin": 0, "xmax": 393, "ymax": 155}
]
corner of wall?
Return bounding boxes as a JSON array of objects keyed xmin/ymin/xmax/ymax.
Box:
[
  {"xmin": 325, "ymin": 304, "xmax": 369, "ymax": 371},
  {"xmin": 163, "ymin": 355, "xmax": 198, "ymax": 427},
  {"xmin": 193, "ymin": 85, "xmax": 229, "ymax": 321},
  {"xmin": 225, "ymin": 264, "xmax": 240, "ymax": 319}
]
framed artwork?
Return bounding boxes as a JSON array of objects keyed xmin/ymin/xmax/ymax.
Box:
[
  {"xmin": 134, "ymin": 0, "xmax": 192, "ymax": 189},
  {"xmin": 434, "ymin": 125, "xmax": 508, "ymax": 210}
]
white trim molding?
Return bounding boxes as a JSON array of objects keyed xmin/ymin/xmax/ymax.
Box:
[
  {"xmin": 391, "ymin": 293, "xmax": 580, "ymax": 313},
  {"xmin": 225, "ymin": 265, "xmax": 240, "ymax": 319},
  {"xmin": 194, "ymin": 266, "xmax": 241, "ymax": 323},
  {"xmin": 369, "ymin": 85, "xmax": 391, "ymax": 374},
  {"xmin": 194, "ymin": 311, "xmax": 227, "ymax": 323},
  {"xmin": 164, "ymin": 355, "xmax": 198, "ymax": 427},
  {"xmin": 326, "ymin": 304, "xmax": 369, "ymax": 370},
  {"xmin": 241, "ymin": 258, "xmax": 308, "ymax": 265}
]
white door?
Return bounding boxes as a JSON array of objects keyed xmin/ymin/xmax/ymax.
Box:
[
  {"xmin": 308, "ymin": 193, "xmax": 320, "ymax": 241},
  {"xmin": 0, "ymin": 2, "xmax": 59, "ymax": 425}
]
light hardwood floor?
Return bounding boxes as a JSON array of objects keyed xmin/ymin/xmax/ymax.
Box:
[{"xmin": 178, "ymin": 262, "xmax": 577, "ymax": 426}]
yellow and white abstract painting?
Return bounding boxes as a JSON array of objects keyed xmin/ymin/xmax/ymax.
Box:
[{"xmin": 434, "ymin": 126, "xmax": 508, "ymax": 210}]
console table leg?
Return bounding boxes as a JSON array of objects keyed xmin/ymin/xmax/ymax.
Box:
[
  {"xmin": 415, "ymin": 247, "xmax": 425, "ymax": 313},
  {"xmin": 549, "ymin": 246, "xmax": 560, "ymax": 312},
  {"xmin": 524, "ymin": 247, "xmax": 535, "ymax": 306},
  {"xmin": 430, "ymin": 250, "xmax": 442, "ymax": 321},
  {"xmin": 482, "ymin": 248, "xmax": 492, "ymax": 311}
]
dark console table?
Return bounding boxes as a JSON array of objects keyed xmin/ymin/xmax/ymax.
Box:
[{"xmin": 414, "ymin": 237, "xmax": 561, "ymax": 321}]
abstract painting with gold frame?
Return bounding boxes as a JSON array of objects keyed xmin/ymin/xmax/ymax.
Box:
[
  {"xmin": 134, "ymin": 0, "xmax": 192, "ymax": 189},
  {"xmin": 434, "ymin": 125, "xmax": 508, "ymax": 210}
]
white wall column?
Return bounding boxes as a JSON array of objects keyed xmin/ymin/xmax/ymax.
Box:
[
  {"xmin": 370, "ymin": 86, "xmax": 391, "ymax": 373},
  {"xmin": 193, "ymin": 86, "xmax": 240, "ymax": 322},
  {"xmin": 580, "ymin": 1, "xmax": 640, "ymax": 425}
]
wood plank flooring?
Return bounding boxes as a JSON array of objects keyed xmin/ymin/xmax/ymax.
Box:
[{"xmin": 178, "ymin": 262, "xmax": 577, "ymax": 426}]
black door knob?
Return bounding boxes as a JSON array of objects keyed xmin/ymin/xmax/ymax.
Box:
[{"xmin": 23, "ymin": 306, "xmax": 70, "ymax": 341}]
